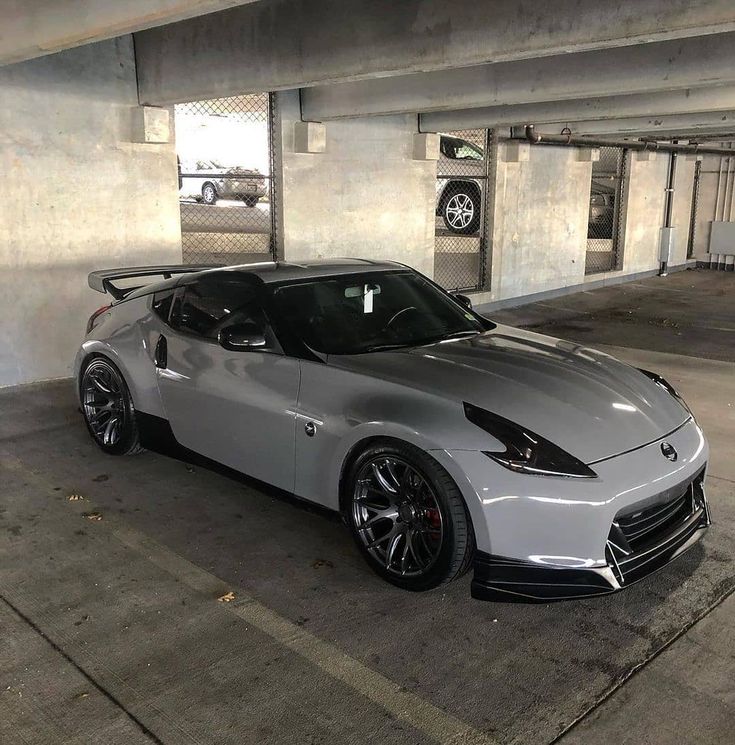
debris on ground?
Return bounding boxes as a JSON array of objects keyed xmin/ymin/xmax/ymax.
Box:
[
  {"xmin": 81, "ymin": 512, "xmax": 102, "ymax": 521},
  {"xmin": 67, "ymin": 494, "xmax": 84, "ymax": 501},
  {"xmin": 312, "ymin": 559, "xmax": 334, "ymax": 569},
  {"xmin": 92, "ymin": 474, "xmax": 109, "ymax": 482},
  {"xmin": 217, "ymin": 591, "xmax": 236, "ymax": 603}
]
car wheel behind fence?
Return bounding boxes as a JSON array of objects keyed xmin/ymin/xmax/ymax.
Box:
[
  {"xmin": 442, "ymin": 186, "xmax": 481, "ymax": 235},
  {"xmin": 202, "ymin": 183, "xmax": 218, "ymax": 205}
]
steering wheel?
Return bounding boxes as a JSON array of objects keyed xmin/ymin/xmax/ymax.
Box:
[{"xmin": 386, "ymin": 306, "xmax": 420, "ymax": 328}]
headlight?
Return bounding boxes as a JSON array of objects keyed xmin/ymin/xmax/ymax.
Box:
[
  {"xmin": 463, "ymin": 402, "xmax": 597, "ymax": 479},
  {"xmin": 637, "ymin": 369, "xmax": 692, "ymax": 415}
]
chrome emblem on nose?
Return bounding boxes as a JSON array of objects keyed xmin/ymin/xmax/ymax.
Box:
[{"xmin": 661, "ymin": 442, "xmax": 677, "ymax": 461}]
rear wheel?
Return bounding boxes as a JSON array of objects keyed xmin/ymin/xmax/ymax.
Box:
[
  {"xmin": 346, "ymin": 441, "xmax": 474, "ymax": 591},
  {"xmin": 201, "ymin": 183, "xmax": 217, "ymax": 205},
  {"xmin": 243, "ymin": 196, "xmax": 259, "ymax": 207},
  {"xmin": 80, "ymin": 357, "xmax": 143, "ymax": 456}
]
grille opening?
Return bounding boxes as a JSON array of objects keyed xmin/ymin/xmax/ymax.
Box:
[{"xmin": 606, "ymin": 468, "xmax": 707, "ymax": 585}]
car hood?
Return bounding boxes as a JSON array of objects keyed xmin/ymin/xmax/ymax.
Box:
[{"xmin": 330, "ymin": 325, "xmax": 689, "ymax": 463}]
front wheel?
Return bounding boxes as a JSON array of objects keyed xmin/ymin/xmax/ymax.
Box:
[
  {"xmin": 243, "ymin": 196, "xmax": 259, "ymax": 207},
  {"xmin": 80, "ymin": 357, "xmax": 143, "ymax": 456},
  {"xmin": 346, "ymin": 441, "xmax": 474, "ymax": 591}
]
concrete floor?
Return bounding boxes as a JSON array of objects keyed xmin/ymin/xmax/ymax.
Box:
[{"xmin": 1, "ymin": 268, "xmax": 733, "ymax": 745}]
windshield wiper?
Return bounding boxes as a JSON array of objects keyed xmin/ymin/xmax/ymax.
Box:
[
  {"xmin": 363, "ymin": 342, "xmax": 414, "ymax": 353},
  {"xmin": 364, "ymin": 331, "xmax": 480, "ymax": 353},
  {"xmin": 438, "ymin": 330, "xmax": 481, "ymax": 341}
]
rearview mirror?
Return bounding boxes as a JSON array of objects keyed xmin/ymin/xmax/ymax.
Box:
[
  {"xmin": 218, "ymin": 323, "xmax": 266, "ymax": 351},
  {"xmin": 454, "ymin": 293, "xmax": 473, "ymax": 310}
]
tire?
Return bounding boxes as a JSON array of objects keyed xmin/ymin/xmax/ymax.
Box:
[
  {"xmin": 442, "ymin": 184, "xmax": 481, "ymax": 235},
  {"xmin": 201, "ymin": 183, "xmax": 218, "ymax": 205},
  {"xmin": 79, "ymin": 357, "xmax": 144, "ymax": 456},
  {"xmin": 345, "ymin": 440, "xmax": 474, "ymax": 591},
  {"xmin": 243, "ymin": 196, "xmax": 259, "ymax": 208}
]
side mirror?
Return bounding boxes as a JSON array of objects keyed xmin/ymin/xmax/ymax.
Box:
[
  {"xmin": 218, "ymin": 323, "xmax": 267, "ymax": 351},
  {"xmin": 454, "ymin": 293, "xmax": 473, "ymax": 310}
]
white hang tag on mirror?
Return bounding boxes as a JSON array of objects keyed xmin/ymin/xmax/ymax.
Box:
[{"xmin": 363, "ymin": 285, "xmax": 374, "ymax": 313}]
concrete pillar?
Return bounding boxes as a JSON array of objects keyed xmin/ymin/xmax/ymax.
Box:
[{"xmin": 274, "ymin": 91, "xmax": 436, "ymax": 277}]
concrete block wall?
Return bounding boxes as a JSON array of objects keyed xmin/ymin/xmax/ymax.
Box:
[
  {"xmin": 473, "ymin": 143, "xmax": 694, "ymax": 308},
  {"xmin": 275, "ymin": 91, "xmax": 436, "ymax": 277},
  {"xmin": 619, "ymin": 152, "xmax": 669, "ymax": 274},
  {"xmin": 487, "ymin": 143, "xmax": 592, "ymax": 300},
  {"xmin": 0, "ymin": 37, "xmax": 181, "ymax": 387},
  {"xmin": 669, "ymin": 156, "xmax": 696, "ymax": 266}
]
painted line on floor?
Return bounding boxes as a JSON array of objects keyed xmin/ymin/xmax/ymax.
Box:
[{"xmin": 1, "ymin": 450, "xmax": 497, "ymax": 745}]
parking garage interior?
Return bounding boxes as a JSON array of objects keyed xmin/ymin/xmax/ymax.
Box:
[{"xmin": 1, "ymin": 2, "xmax": 734, "ymax": 744}]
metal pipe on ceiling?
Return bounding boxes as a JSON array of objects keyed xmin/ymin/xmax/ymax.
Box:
[{"xmin": 522, "ymin": 124, "xmax": 735, "ymax": 156}]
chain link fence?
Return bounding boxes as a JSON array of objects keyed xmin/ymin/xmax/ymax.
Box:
[
  {"xmin": 175, "ymin": 94, "xmax": 277, "ymax": 265},
  {"xmin": 585, "ymin": 146, "xmax": 626, "ymax": 274},
  {"xmin": 434, "ymin": 129, "xmax": 490, "ymax": 291}
]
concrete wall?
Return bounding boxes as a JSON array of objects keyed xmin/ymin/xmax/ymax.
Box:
[
  {"xmin": 488, "ymin": 144, "xmax": 591, "ymax": 300},
  {"xmin": 275, "ymin": 91, "xmax": 435, "ymax": 277},
  {"xmin": 619, "ymin": 153, "xmax": 669, "ymax": 274},
  {"xmin": 0, "ymin": 37, "xmax": 181, "ymax": 387},
  {"xmin": 669, "ymin": 156, "xmax": 696, "ymax": 265},
  {"xmin": 692, "ymin": 153, "xmax": 735, "ymax": 261}
]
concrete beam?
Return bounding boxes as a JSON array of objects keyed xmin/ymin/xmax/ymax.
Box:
[
  {"xmin": 302, "ymin": 32, "xmax": 735, "ymax": 120},
  {"xmin": 420, "ymin": 87, "xmax": 735, "ymax": 132},
  {"xmin": 136, "ymin": 0, "xmax": 735, "ymax": 104},
  {"xmin": 525, "ymin": 111, "xmax": 735, "ymax": 138},
  {"xmin": 0, "ymin": 1, "xmax": 259, "ymax": 66}
]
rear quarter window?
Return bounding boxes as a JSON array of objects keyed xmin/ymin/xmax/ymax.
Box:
[{"xmin": 152, "ymin": 290, "xmax": 175, "ymax": 322}]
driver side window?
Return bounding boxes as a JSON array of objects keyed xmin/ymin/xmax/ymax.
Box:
[{"xmin": 169, "ymin": 277, "xmax": 277, "ymax": 349}]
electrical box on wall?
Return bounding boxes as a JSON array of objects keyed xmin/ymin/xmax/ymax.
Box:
[{"xmin": 659, "ymin": 226, "xmax": 676, "ymax": 263}]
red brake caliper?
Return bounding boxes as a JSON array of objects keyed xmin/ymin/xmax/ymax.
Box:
[{"xmin": 425, "ymin": 508, "xmax": 441, "ymax": 531}]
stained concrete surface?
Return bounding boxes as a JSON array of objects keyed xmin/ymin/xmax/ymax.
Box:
[
  {"xmin": 492, "ymin": 269, "xmax": 735, "ymax": 363},
  {"xmin": 1, "ymin": 269, "xmax": 734, "ymax": 745}
]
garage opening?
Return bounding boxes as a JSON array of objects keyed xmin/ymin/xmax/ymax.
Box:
[
  {"xmin": 174, "ymin": 94, "xmax": 277, "ymax": 265},
  {"xmin": 434, "ymin": 129, "xmax": 491, "ymax": 291},
  {"xmin": 585, "ymin": 145, "xmax": 627, "ymax": 274}
]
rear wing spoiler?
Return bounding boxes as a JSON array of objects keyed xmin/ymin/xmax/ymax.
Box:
[{"xmin": 88, "ymin": 264, "xmax": 223, "ymax": 300}]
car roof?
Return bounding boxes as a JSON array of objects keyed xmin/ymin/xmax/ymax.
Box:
[
  {"xmin": 119, "ymin": 259, "xmax": 410, "ymax": 304},
  {"xmin": 186, "ymin": 258, "xmax": 407, "ymax": 284}
]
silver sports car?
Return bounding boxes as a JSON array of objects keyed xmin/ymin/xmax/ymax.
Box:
[{"xmin": 75, "ymin": 260, "xmax": 710, "ymax": 601}]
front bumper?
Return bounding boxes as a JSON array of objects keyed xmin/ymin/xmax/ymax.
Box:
[
  {"xmin": 433, "ymin": 418, "xmax": 710, "ymax": 602},
  {"xmin": 472, "ymin": 466, "xmax": 710, "ymax": 601}
]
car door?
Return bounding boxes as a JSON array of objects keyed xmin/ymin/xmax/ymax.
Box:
[{"xmin": 154, "ymin": 275, "xmax": 300, "ymax": 492}]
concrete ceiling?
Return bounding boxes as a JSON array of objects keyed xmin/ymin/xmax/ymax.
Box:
[
  {"xmin": 134, "ymin": 0, "xmax": 735, "ymax": 105},
  {"xmin": 419, "ymin": 88, "xmax": 735, "ymax": 134},
  {"xmin": 7, "ymin": 0, "xmax": 735, "ymax": 140},
  {"xmin": 300, "ymin": 33, "xmax": 735, "ymax": 120},
  {"xmin": 0, "ymin": 0, "xmax": 262, "ymax": 66}
]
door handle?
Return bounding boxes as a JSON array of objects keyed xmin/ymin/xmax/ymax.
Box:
[{"xmin": 154, "ymin": 334, "xmax": 168, "ymax": 369}]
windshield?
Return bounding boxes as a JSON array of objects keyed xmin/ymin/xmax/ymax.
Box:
[{"xmin": 271, "ymin": 271, "xmax": 490, "ymax": 355}]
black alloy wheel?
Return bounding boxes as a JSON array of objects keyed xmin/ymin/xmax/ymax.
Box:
[
  {"xmin": 346, "ymin": 441, "xmax": 474, "ymax": 591},
  {"xmin": 80, "ymin": 357, "xmax": 143, "ymax": 455}
]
